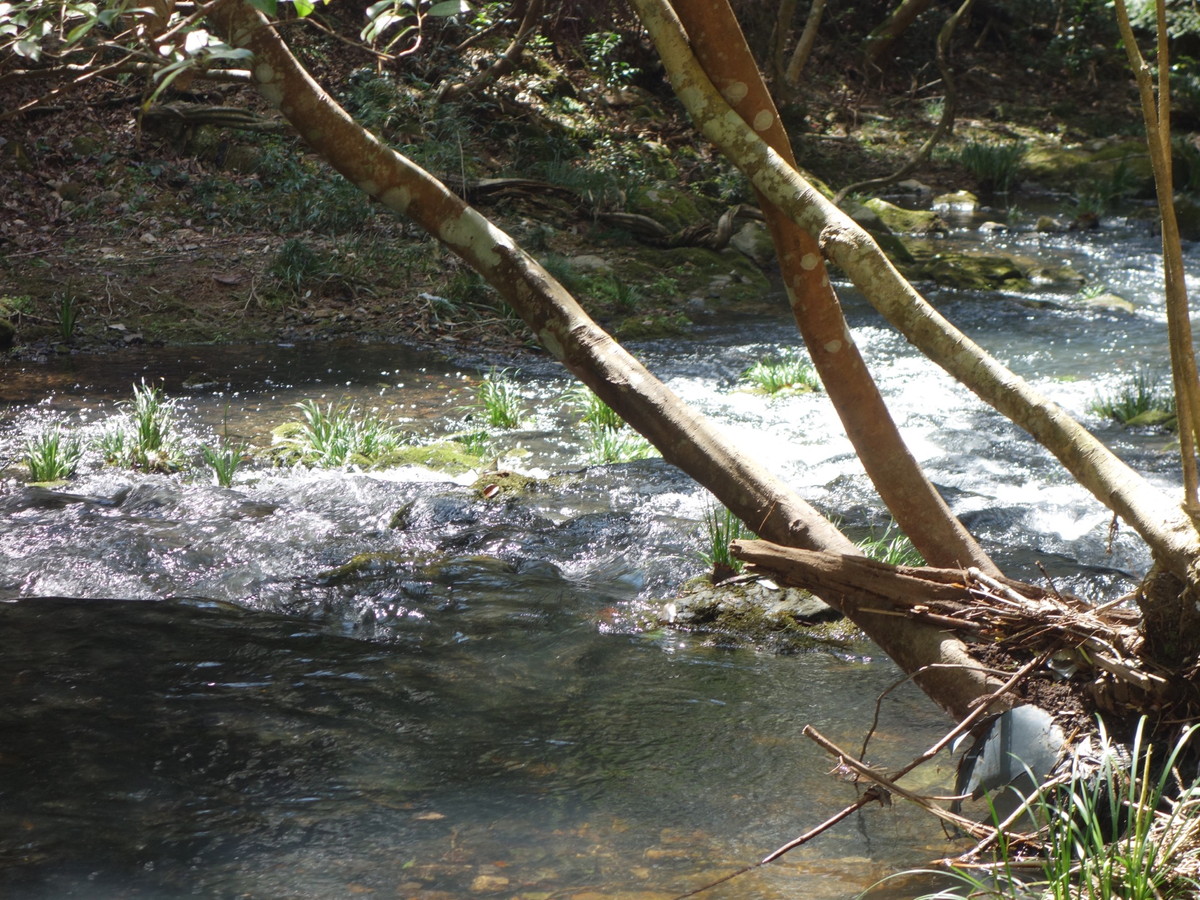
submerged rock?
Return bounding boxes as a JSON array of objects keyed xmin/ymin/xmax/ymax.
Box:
[{"xmin": 661, "ymin": 576, "xmax": 846, "ymax": 649}]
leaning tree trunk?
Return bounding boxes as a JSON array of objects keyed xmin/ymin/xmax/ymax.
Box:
[
  {"xmin": 671, "ymin": 0, "xmax": 999, "ymax": 577},
  {"xmin": 209, "ymin": 0, "xmax": 1009, "ymax": 720},
  {"xmin": 629, "ymin": 0, "xmax": 1200, "ymax": 590}
]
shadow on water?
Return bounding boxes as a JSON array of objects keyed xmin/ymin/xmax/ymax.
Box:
[{"xmin": 0, "ymin": 596, "xmax": 956, "ymax": 899}]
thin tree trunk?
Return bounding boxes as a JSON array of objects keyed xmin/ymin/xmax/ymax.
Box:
[
  {"xmin": 784, "ymin": 0, "xmax": 825, "ymax": 88},
  {"xmin": 671, "ymin": 0, "xmax": 999, "ymax": 576},
  {"xmin": 863, "ymin": 0, "xmax": 934, "ymax": 71},
  {"xmin": 768, "ymin": 0, "xmax": 798, "ymax": 85},
  {"xmin": 629, "ymin": 0, "xmax": 1200, "ymax": 581},
  {"xmin": 1114, "ymin": 0, "xmax": 1200, "ymax": 516},
  {"xmin": 834, "ymin": 0, "xmax": 975, "ymax": 204},
  {"xmin": 438, "ymin": 0, "xmax": 545, "ymax": 103},
  {"xmin": 209, "ymin": 0, "xmax": 1007, "ymax": 720}
]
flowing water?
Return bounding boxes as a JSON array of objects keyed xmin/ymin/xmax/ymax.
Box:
[{"xmin": 0, "ymin": 212, "xmax": 1190, "ymax": 898}]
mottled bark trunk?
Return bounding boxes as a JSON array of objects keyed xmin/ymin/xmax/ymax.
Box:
[
  {"xmin": 208, "ymin": 0, "xmax": 850, "ymax": 554},
  {"xmin": 628, "ymin": 0, "xmax": 1200, "ymax": 585},
  {"xmin": 669, "ymin": 0, "xmax": 997, "ymax": 576}
]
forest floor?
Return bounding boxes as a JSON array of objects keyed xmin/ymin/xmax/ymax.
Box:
[{"xmin": 0, "ymin": 17, "xmax": 1158, "ymax": 363}]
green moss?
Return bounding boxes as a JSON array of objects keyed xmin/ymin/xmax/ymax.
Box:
[
  {"xmin": 1022, "ymin": 145, "xmax": 1094, "ymax": 181},
  {"xmin": 905, "ymin": 250, "xmax": 1032, "ymax": 292},
  {"xmin": 862, "ymin": 198, "xmax": 947, "ymax": 234},
  {"xmin": 626, "ymin": 185, "xmax": 721, "ymax": 232},
  {"xmin": 472, "ymin": 469, "xmax": 539, "ymax": 498},
  {"xmin": 374, "ymin": 441, "xmax": 482, "ymax": 474},
  {"xmin": 315, "ymin": 552, "xmax": 410, "ymax": 585},
  {"xmin": 614, "ymin": 310, "xmax": 691, "ymax": 339}
]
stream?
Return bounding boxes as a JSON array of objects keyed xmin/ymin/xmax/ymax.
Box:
[{"xmin": 0, "ymin": 211, "xmax": 1190, "ymax": 898}]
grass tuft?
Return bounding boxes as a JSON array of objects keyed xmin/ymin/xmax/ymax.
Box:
[
  {"xmin": 857, "ymin": 521, "xmax": 924, "ymax": 567},
  {"xmin": 742, "ymin": 350, "xmax": 820, "ymax": 394},
  {"xmin": 201, "ymin": 440, "xmax": 248, "ymax": 487},
  {"xmin": 97, "ymin": 380, "xmax": 185, "ymax": 472},
  {"xmin": 958, "ymin": 140, "xmax": 1026, "ymax": 194},
  {"xmin": 873, "ymin": 717, "xmax": 1200, "ymax": 900},
  {"xmin": 1091, "ymin": 367, "xmax": 1176, "ymax": 426},
  {"xmin": 700, "ymin": 503, "xmax": 755, "ymax": 583},
  {"xmin": 24, "ymin": 426, "xmax": 83, "ymax": 482},
  {"xmin": 474, "ymin": 368, "xmax": 524, "ymax": 429},
  {"xmin": 288, "ymin": 399, "xmax": 402, "ymax": 467}
]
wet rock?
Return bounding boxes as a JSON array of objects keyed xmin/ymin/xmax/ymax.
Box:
[
  {"xmin": 931, "ymin": 190, "xmax": 979, "ymax": 215},
  {"xmin": 315, "ymin": 552, "xmax": 412, "ymax": 585},
  {"xmin": 895, "ymin": 178, "xmax": 935, "ymax": 196},
  {"xmin": 907, "ymin": 250, "xmax": 1031, "ymax": 292},
  {"xmin": 862, "ymin": 197, "xmax": 947, "ymax": 234},
  {"xmin": 1124, "ymin": 408, "xmax": 1176, "ymax": 428},
  {"xmin": 469, "ymin": 873, "xmax": 510, "ymax": 892},
  {"xmin": 472, "ymin": 469, "xmax": 538, "ymax": 498},
  {"xmin": 1077, "ymin": 291, "xmax": 1135, "ymax": 314},
  {"xmin": 663, "ymin": 577, "xmax": 843, "ymax": 648},
  {"xmin": 845, "ymin": 204, "xmax": 915, "ymax": 264},
  {"xmin": 0, "ymin": 485, "xmax": 108, "ymax": 512},
  {"xmin": 1036, "ymin": 215, "xmax": 1069, "ymax": 233},
  {"xmin": 377, "ymin": 441, "xmax": 482, "ymax": 475},
  {"xmin": 390, "ymin": 494, "xmax": 479, "ymax": 531}
]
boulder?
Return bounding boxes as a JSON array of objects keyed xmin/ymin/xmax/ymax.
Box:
[
  {"xmin": 932, "ymin": 190, "xmax": 979, "ymax": 215},
  {"xmin": 730, "ymin": 220, "xmax": 776, "ymax": 267},
  {"xmin": 862, "ymin": 197, "xmax": 947, "ymax": 234}
]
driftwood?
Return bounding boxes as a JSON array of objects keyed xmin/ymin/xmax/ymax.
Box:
[{"xmin": 732, "ymin": 539, "xmax": 1177, "ymax": 718}]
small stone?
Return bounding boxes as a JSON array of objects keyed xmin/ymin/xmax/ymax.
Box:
[{"xmin": 470, "ymin": 874, "xmax": 510, "ymax": 892}]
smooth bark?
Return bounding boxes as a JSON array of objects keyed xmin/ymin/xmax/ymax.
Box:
[
  {"xmin": 784, "ymin": 0, "xmax": 825, "ymax": 88},
  {"xmin": 671, "ymin": 0, "xmax": 998, "ymax": 576},
  {"xmin": 1114, "ymin": 0, "xmax": 1200, "ymax": 515},
  {"xmin": 209, "ymin": 0, "xmax": 1009, "ymax": 719},
  {"xmin": 208, "ymin": 0, "xmax": 852, "ymax": 557},
  {"xmin": 629, "ymin": 0, "xmax": 1200, "ymax": 583}
]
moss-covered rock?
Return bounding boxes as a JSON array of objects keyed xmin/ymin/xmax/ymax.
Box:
[
  {"xmin": 627, "ymin": 184, "xmax": 721, "ymax": 232},
  {"xmin": 730, "ymin": 221, "xmax": 776, "ymax": 267},
  {"xmin": 614, "ymin": 310, "xmax": 691, "ymax": 339},
  {"xmin": 1124, "ymin": 408, "xmax": 1176, "ymax": 428},
  {"xmin": 373, "ymin": 441, "xmax": 482, "ymax": 474},
  {"xmin": 661, "ymin": 577, "xmax": 851, "ymax": 650},
  {"xmin": 931, "ymin": 190, "xmax": 979, "ymax": 214},
  {"xmin": 906, "ymin": 250, "xmax": 1031, "ymax": 291},
  {"xmin": 315, "ymin": 552, "xmax": 411, "ymax": 585},
  {"xmin": 655, "ymin": 246, "xmax": 773, "ymax": 304},
  {"xmin": 1078, "ymin": 291, "xmax": 1136, "ymax": 314},
  {"xmin": 862, "ymin": 197, "xmax": 947, "ymax": 234},
  {"xmin": 1022, "ymin": 145, "xmax": 1094, "ymax": 184},
  {"xmin": 472, "ymin": 469, "xmax": 539, "ymax": 499}
]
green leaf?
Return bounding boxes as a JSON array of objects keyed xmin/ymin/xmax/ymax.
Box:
[
  {"xmin": 293, "ymin": 0, "xmax": 315, "ymax": 16},
  {"xmin": 426, "ymin": 0, "xmax": 468, "ymax": 16},
  {"xmin": 249, "ymin": 0, "xmax": 277, "ymax": 15},
  {"xmin": 64, "ymin": 16, "xmax": 99, "ymax": 43}
]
